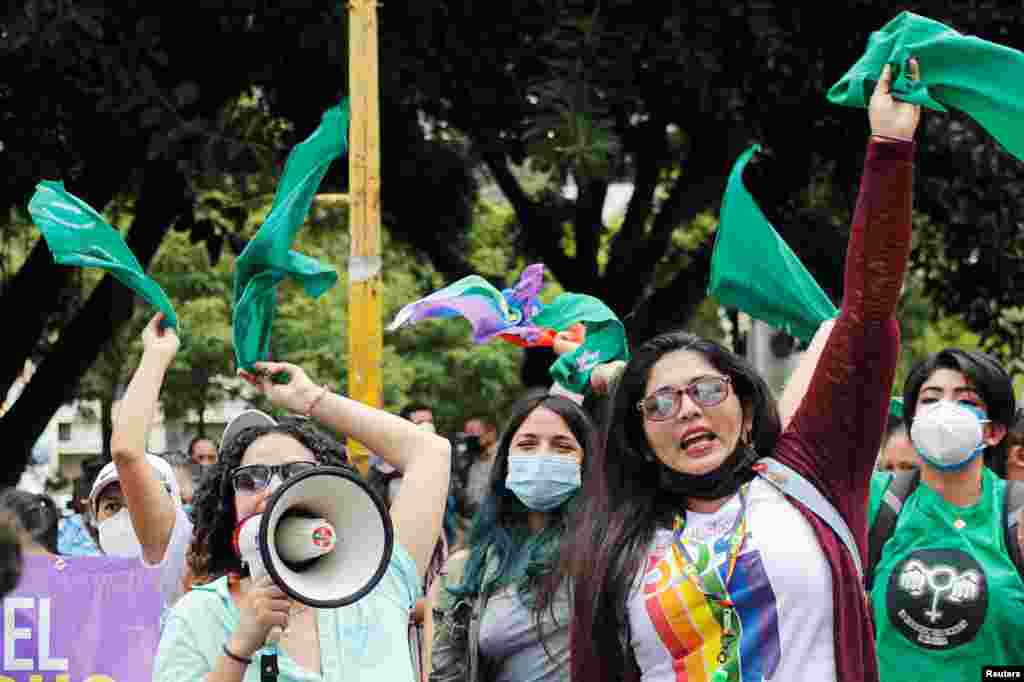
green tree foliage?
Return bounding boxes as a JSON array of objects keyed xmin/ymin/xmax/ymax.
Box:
[
  {"xmin": 5, "ymin": 2, "xmax": 1024, "ymax": 482},
  {"xmin": 394, "ymin": 2, "xmax": 1024, "ymax": 368},
  {"xmin": 69, "ymin": 207, "xmax": 238, "ymax": 454},
  {"xmin": 63, "ymin": 193, "xmax": 525, "ymax": 452},
  {"xmin": 260, "ymin": 203, "xmax": 524, "ymax": 436},
  {"xmin": 154, "ymin": 233, "xmax": 237, "ymax": 433}
]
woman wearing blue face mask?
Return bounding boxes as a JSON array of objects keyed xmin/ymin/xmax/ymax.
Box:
[
  {"xmin": 867, "ymin": 348, "xmax": 1024, "ymax": 680},
  {"xmin": 427, "ymin": 393, "xmax": 596, "ymax": 682}
]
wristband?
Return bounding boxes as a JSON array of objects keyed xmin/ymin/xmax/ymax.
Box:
[
  {"xmin": 223, "ymin": 643, "xmax": 253, "ymax": 665},
  {"xmin": 304, "ymin": 384, "xmax": 329, "ymax": 417}
]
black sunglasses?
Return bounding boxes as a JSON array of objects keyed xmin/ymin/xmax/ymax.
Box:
[
  {"xmin": 637, "ymin": 376, "xmax": 732, "ymax": 421},
  {"xmin": 230, "ymin": 462, "xmax": 319, "ymax": 494}
]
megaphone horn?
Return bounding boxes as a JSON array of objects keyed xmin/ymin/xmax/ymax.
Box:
[
  {"xmin": 233, "ymin": 465, "xmax": 393, "ymax": 609},
  {"xmin": 275, "ymin": 515, "xmax": 336, "ymax": 564}
]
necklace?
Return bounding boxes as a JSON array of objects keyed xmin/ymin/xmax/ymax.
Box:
[{"xmin": 671, "ymin": 484, "xmax": 748, "ymax": 659}]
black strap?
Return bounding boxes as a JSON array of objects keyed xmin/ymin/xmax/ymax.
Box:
[
  {"xmin": 866, "ymin": 469, "xmax": 920, "ymax": 591},
  {"xmin": 260, "ymin": 653, "xmax": 279, "ymax": 682},
  {"xmin": 1003, "ymin": 480, "xmax": 1024, "ymax": 581}
]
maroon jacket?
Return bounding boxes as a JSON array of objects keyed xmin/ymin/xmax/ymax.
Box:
[
  {"xmin": 770, "ymin": 138, "xmax": 913, "ymax": 682},
  {"xmin": 590, "ymin": 138, "xmax": 914, "ymax": 682}
]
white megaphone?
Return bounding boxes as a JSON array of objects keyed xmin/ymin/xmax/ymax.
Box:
[{"xmin": 232, "ymin": 465, "xmax": 393, "ymax": 609}]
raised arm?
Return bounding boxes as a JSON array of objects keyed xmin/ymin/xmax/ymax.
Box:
[
  {"xmin": 248, "ymin": 361, "xmax": 451, "ymax": 580},
  {"xmin": 777, "ymin": 318, "xmax": 835, "ymax": 429},
  {"xmin": 781, "ymin": 61, "xmax": 920, "ymax": 498},
  {"xmin": 109, "ymin": 313, "xmax": 179, "ymax": 564}
]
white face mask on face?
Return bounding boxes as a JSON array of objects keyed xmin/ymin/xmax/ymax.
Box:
[
  {"xmin": 417, "ymin": 421, "xmax": 437, "ymax": 434},
  {"xmin": 98, "ymin": 508, "xmax": 143, "ymax": 558},
  {"xmin": 910, "ymin": 400, "xmax": 989, "ymax": 471}
]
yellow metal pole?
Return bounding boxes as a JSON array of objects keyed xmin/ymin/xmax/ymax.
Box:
[{"xmin": 347, "ymin": 0, "xmax": 382, "ymax": 476}]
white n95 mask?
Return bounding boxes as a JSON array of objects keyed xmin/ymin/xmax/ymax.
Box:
[
  {"xmin": 910, "ymin": 400, "xmax": 989, "ymax": 471},
  {"xmin": 98, "ymin": 509, "xmax": 143, "ymax": 558}
]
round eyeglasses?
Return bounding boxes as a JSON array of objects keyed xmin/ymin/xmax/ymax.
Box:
[{"xmin": 637, "ymin": 376, "xmax": 732, "ymax": 421}]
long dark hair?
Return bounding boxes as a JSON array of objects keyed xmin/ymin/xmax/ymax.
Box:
[
  {"xmin": 0, "ymin": 488, "xmax": 59, "ymax": 555},
  {"xmin": 564, "ymin": 331, "xmax": 780, "ymax": 681},
  {"xmin": 187, "ymin": 416, "xmax": 349, "ymax": 582},
  {"xmin": 903, "ymin": 347, "xmax": 1016, "ymax": 475},
  {"xmin": 450, "ymin": 394, "xmax": 598, "ymax": 615},
  {"xmin": 0, "ymin": 521, "xmax": 21, "ymax": 597}
]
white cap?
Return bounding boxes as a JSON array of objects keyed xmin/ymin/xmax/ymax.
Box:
[
  {"xmin": 89, "ymin": 454, "xmax": 180, "ymax": 516},
  {"xmin": 220, "ymin": 409, "xmax": 277, "ymax": 454}
]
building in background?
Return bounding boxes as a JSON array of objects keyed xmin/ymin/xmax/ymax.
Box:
[{"xmin": 4, "ymin": 361, "xmax": 249, "ymax": 506}]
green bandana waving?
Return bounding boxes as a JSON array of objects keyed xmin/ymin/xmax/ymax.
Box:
[
  {"xmin": 829, "ymin": 11, "xmax": 1024, "ymax": 161},
  {"xmin": 29, "ymin": 180, "xmax": 178, "ymax": 328},
  {"xmin": 708, "ymin": 145, "xmax": 838, "ymax": 342},
  {"xmin": 233, "ymin": 102, "xmax": 348, "ymax": 371},
  {"xmin": 533, "ymin": 294, "xmax": 629, "ymax": 394}
]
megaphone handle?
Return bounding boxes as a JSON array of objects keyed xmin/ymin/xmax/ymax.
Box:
[{"xmin": 259, "ymin": 651, "xmax": 280, "ymax": 682}]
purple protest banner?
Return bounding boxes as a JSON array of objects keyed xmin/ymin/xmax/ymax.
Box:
[{"xmin": 3, "ymin": 554, "xmax": 162, "ymax": 682}]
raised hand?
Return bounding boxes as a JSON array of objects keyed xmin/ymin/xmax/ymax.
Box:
[
  {"xmin": 869, "ymin": 59, "xmax": 921, "ymax": 142},
  {"xmin": 241, "ymin": 361, "xmax": 320, "ymax": 415},
  {"xmin": 141, "ymin": 312, "xmax": 179, "ymax": 365},
  {"xmin": 228, "ymin": 576, "xmax": 291, "ymax": 658},
  {"xmin": 590, "ymin": 360, "xmax": 627, "ymax": 395},
  {"xmin": 553, "ymin": 331, "xmax": 582, "ymax": 357}
]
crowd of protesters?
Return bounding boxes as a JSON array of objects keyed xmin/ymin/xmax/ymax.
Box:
[{"xmin": 2, "ymin": 56, "xmax": 1024, "ymax": 682}]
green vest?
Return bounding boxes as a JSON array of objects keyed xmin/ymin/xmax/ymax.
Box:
[{"xmin": 868, "ymin": 469, "xmax": 1024, "ymax": 680}]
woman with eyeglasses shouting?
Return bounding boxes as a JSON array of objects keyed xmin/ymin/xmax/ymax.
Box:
[
  {"xmin": 152, "ymin": 359, "xmax": 451, "ymax": 682},
  {"xmin": 564, "ymin": 60, "xmax": 921, "ymax": 682}
]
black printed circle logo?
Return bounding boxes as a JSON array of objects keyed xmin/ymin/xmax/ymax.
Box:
[{"xmin": 887, "ymin": 548, "xmax": 987, "ymax": 650}]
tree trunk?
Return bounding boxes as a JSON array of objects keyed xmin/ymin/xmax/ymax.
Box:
[
  {"xmin": 197, "ymin": 397, "xmax": 206, "ymax": 438},
  {"xmin": 521, "ymin": 346, "xmax": 558, "ymax": 390},
  {"xmin": 0, "ymin": 162, "xmax": 188, "ymax": 486},
  {"xmin": 101, "ymin": 394, "xmax": 114, "ymax": 461},
  {"xmin": 0, "ymin": 173, "xmax": 129, "ymax": 395},
  {"xmin": 621, "ymin": 237, "xmax": 715, "ymax": 347}
]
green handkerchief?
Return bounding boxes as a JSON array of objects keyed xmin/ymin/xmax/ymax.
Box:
[
  {"xmin": 233, "ymin": 102, "xmax": 348, "ymax": 370},
  {"xmin": 29, "ymin": 180, "xmax": 178, "ymax": 328},
  {"xmin": 708, "ymin": 145, "xmax": 838, "ymax": 342},
  {"xmin": 829, "ymin": 11, "xmax": 1024, "ymax": 161},
  {"xmin": 533, "ymin": 293, "xmax": 630, "ymax": 394}
]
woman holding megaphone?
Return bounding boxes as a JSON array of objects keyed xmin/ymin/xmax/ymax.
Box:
[{"xmin": 153, "ymin": 360, "xmax": 451, "ymax": 682}]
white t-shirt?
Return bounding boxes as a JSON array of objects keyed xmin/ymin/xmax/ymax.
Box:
[
  {"xmin": 140, "ymin": 504, "xmax": 193, "ymax": 610},
  {"xmin": 627, "ymin": 478, "xmax": 836, "ymax": 681}
]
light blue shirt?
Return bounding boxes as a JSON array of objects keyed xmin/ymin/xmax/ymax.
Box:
[
  {"xmin": 57, "ymin": 513, "xmax": 102, "ymax": 556},
  {"xmin": 153, "ymin": 542, "xmax": 421, "ymax": 682}
]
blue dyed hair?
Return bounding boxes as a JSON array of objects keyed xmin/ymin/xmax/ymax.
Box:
[{"xmin": 449, "ymin": 393, "xmax": 598, "ymax": 612}]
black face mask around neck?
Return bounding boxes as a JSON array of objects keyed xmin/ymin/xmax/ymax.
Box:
[{"xmin": 655, "ymin": 442, "xmax": 759, "ymax": 500}]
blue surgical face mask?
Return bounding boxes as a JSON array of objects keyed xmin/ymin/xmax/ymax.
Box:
[
  {"xmin": 505, "ymin": 452, "xmax": 582, "ymax": 512},
  {"xmin": 182, "ymin": 504, "xmax": 194, "ymax": 517}
]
